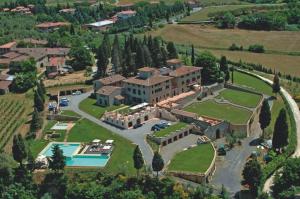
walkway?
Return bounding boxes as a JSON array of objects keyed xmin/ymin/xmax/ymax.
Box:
[
  {"xmin": 62, "ymin": 92, "xmax": 158, "ymax": 166},
  {"xmin": 236, "ymin": 70, "xmax": 300, "ymax": 194}
]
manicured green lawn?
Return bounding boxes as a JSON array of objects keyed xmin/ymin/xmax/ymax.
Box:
[
  {"xmin": 217, "ymin": 88, "xmax": 262, "ymax": 108},
  {"xmin": 184, "ymin": 100, "xmax": 252, "ymax": 124},
  {"xmin": 154, "ymin": 122, "xmax": 188, "ymax": 137},
  {"xmin": 233, "ymin": 71, "xmax": 273, "ymax": 96},
  {"xmin": 168, "ymin": 143, "xmax": 215, "ymax": 173},
  {"xmin": 67, "ymin": 118, "xmax": 136, "ymax": 175},
  {"xmin": 79, "ymin": 97, "xmax": 126, "ymax": 118},
  {"xmin": 61, "ymin": 110, "xmax": 81, "ymax": 118}
]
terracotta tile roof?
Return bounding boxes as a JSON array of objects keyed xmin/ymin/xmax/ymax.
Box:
[
  {"xmin": 0, "ymin": 74, "xmax": 9, "ymax": 80},
  {"xmin": 138, "ymin": 67, "xmax": 158, "ymax": 72},
  {"xmin": 0, "ymin": 42, "xmax": 17, "ymax": 49},
  {"xmin": 22, "ymin": 38, "xmax": 48, "ymax": 45},
  {"xmin": 96, "ymin": 86, "xmax": 121, "ymax": 96},
  {"xmin": 16, "ymin": 48, "xmax": 69, "ymax": 60},
  {"xmin": 36, "ymin": 22, "xmax": 70, "ymax": 29},
  {"xmin": 1, "ymin": 52, "xmax": 22, "ymax": 59},
  {"xmin": 114, "ymin": 95, "xmax": 125, "ymax": 100},
  {"xmin": 49, "ymin": 57, "xmax": 65, "ymax": 66},
  {"xmin": 98, "ymin": 74, "xmax": 126, "ymax": 85},
  {"xmin": 0, "ymin": 58, "xmax": 11, "ymax": 65},
  {"xmin": 167, "ymin": 59, "xmax": 181, "ymax": 65},
  {"xmin": 117, "ymin": 10, "xmax": 136, "ymax": 15},
  {"xmin": 169, "ymin": 66, "xmax": 201, "ymax": 77},
  {"xmin": 123, "ymin": 75, "xmax": 173, "ymax": 86},
  {"xmin": 0, "ymin": 80, "xmax": 12, "ymax": 90},
  {"xmin": 11, "ymin": 55, "xmax": 30, "ymax": 62}
]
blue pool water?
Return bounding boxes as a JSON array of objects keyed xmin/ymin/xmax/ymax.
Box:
[
  {"xmin": 66, "ymin": 155, "xmax": 109, "ymax": 167},
  {"xmin": 41, "ymin": 143, "xmax": 109, "ymax": 167},
  {"xmin": 43, "ymin": 143, "xmax": 80, "ymax": 157}
]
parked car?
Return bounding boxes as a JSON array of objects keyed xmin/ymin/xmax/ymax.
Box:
[
  {"xmin": 133, "ymin": 123, "xmax": 143, "ymax": 129},
  {"xmin": 59, "ymin": 101, "xmax": 68, "ymax": 107},
  {"xmin": 151, "ymin": 125, "xmax": 161, "ymax": 131},
  {"xmin": 217, "ymin": 146, "xmax": 226, "ymax": 156},
  {"xmin": 72, "ymin": 91, "xmax": 82, "ymax": 95},
  {"xmin": 60, "ymin": 97, "xmax": 69, "ymax": 102}
]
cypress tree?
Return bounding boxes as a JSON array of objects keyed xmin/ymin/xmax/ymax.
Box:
[
  {"xmin": 135, "ymin": 43, "xmax": 145, "ymax": 68},
  {"xmin": 152, "ymin": 38, "xmax": 163, "ymax": 67},
  {"xmin": 272, "ymin": 108, "xmax": 289, "ymax": 152},
  {"xmin": 34, "ymin": 90, "xmax": 44, "ymax": 112},
  {"xmin": 97, "ymin": 45, "xmax": 108, "ymax": 77},
  {"xmin": 152, "ymin": 151, "xmax": 164, "ymax": 177},
  {"xmin": 259, "ymin": 100, "xmax": 271, "ymax": 138},
  {"xmin": 242, "ymin": 158, "xmax": 262, "ymax": 197},
  {"xmin": 143, "ymin": 45, "xmax": 153, "ymax": 66},
  {"xmin": 111, "ymin": 35, "xmax": 122, "ymax": 73},
  {"xmin": 220, "ymin": 56, "xmax": 230, "ymax": 82},
  {"xmin": 37, "ymin": 83, "xmax": 45, "ymax": 103},
  {"xmin": 166, "ymin": 41, "xmax": 178, "ymax": 59},
  {"xmin": 12, "ymin": 134, "xmax": 27, "ymax": 167},
  {"xmin": 30, "ymin": 108, "xmax": 42, "ymax": 135},
  {"xmin": 133, "ymin": 145, "xmax": 144, "ymax": 177},
  {"xmin": 272, "ymin": 73, "xmax": 280, "ymax": 96},
  {"xmin": 49, "ymin": 145, "xmax": 66, "ymax": 172},
  {"xmin": 160, "ymin": 47, "xmax": 168, "ymax": 66},
  {"xmin": 191, "ymin": 45, "xmax": 195, "ymax": 65},
  {"xmin": 102, "ymin": 33, "xmax": 111, "ymax": 57}
]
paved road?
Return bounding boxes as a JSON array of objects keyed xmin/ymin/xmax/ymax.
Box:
[
  {"xmin": 61, "ymin": 91, "xmax": 161, "ymax": 166},
  {"xmin": 236, "ymin": 70, "xmax": 300, "ymax": 194}
]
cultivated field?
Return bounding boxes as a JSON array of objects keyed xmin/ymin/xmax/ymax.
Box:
[
  {"xmin": 0, "ymin": 93, "xmax": 33, "ymax": 152},
  {"xmin": 149, "ymin": 25, "xmax": 300, "ymax": 76}
]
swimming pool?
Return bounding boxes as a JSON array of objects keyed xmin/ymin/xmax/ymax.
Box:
[{"xmin": 40, "ymin": 142, "xmax": 110, "ymax": 167}]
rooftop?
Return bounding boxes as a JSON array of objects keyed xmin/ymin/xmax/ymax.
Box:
[
  {"xmin": 49, "ymin": 57, "xmax": 65, "ymax": 66},
  {"xmin": 154, "ymin": 122, "xmax": 189, "ymax": 137},
  {"xmin": 0, "ymin": 41, "xmax": 17, "ymax": 49},
  {"xmin": 138, "ymin": 66, "xmax": 158, "ymax": 72},
  {"xmin": 36, "ymin": 22, "xmax": 70, "ymax": 28},
  {"xmin": 117, "ymin": 10, "xmax": 136, "ymax": 15},
  {"xmin": 87, "ymin": 20, "xmax": 114, "ymax": 27},
  {"xmin": 1, "ymin": 52, "xmax": 22, "ymax": 59},
  {"xmin": 98, "ymin": 74, "xmax": 126, "ymax": 85},
  {"xmin": 123, "ymin": 75, "xmax": 173, "ymax": 86},
  {"xmin": 0, "ymin": 80, "xmax": 12, "ymax": 90},
  {"xmin": 96, "ymin": 86, "xmax": 121, "ymax": 96},
  {"xmin": 167, "ymin": 59, "xmax": 182, "ymax": 65},
  {"xmin": 169, "ymin": 66, "xmax": 201, "ymax": 77}
]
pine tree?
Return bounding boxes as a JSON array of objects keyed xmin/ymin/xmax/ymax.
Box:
[
  {"xmin": 97, "ymin": 45, "xmax": 108, "ymax": 77},
  {"xmin": 133, "ymin": 145, "xmax": 144, "ymax": 177},
  {"xmin": 272, "ymin": 73, "xmax": 280, "ymax": 96},
  {"xmin": 152, "ymin": 151, "xmax": 164, "ymax": 177},
  {"xmin": 272, "ymin": 108, "xmax": 289, "ymax": 152},
  {"xmin": 191, "ymin": 45, "xmax": 195, "ymax": 65},
  {"xmin": 12, "ymin": 134, "xmax": 27, "ymax": 167},
  {"xmin": 30, "ymin": 108, "xmax": 42, "ymax": 135},
  {"xmin": 111, "ymin": 35, "xmax": 122, "ymax": 73},
  {"xmin": 259, "ymin": 100, "xmax": 271, "ymax": 138},
  {"xmin": 242, "ymin": 158, "xmax": 262, "ymax": 197},
  {"xmin": 220, "ymin": 56, "xmax": 230, "ymax": 82},
  {"xmin": 166, "ymin": 41, "xmax": 178, "ymax": 59},
  {"xmin": 49, "ymin": 145, "xmax": 66, "ymax": 172},
  {"xmin": 34, "ymin": 90, "xmax": 44, "ymax": 112},
  {"xmin": 70, "ymin": 24, "xmax": 75, "ymax": 35}
]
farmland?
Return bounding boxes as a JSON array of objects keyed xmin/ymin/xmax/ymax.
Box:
[
  {"xmin": 149, "ymin": 25, "xmax": 300, "ymax": 76},
  {"xmin": 0, "ymin": 93, "xmax": 33, "ymax": 152}
]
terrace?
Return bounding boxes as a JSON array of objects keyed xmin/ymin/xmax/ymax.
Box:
[{"xmin": 154, "ymin": 122, "xmax": 189, "ymax": 138}]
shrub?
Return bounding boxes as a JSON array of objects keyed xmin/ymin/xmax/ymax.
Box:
[{"xmin": 248, "ymin": 44, "xmax": 265, "ymax": 53}]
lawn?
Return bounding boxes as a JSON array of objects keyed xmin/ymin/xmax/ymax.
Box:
[
  {"xmin": 217, "ymin": 88, "xmax": 262, "ymax": 108},
  {"xmin": 61, "ymin": 110, "xmax": 81, "ymax": 118},
  {"xmin": 233, "ymin": 71, "xmax": 273, "ymax": 96},
  {"xmin": 154, "ymin": 122, "xmax": 188, "ymax": 137},
  {"xmin": 67, "ymin": 118, "xmax": 136, "ymax": 175},
  {"xmin": 79, "ymin": 97, "xmax": 126, "ymax": 118},
  {"xmin": 168, "ymin": 143, "xmax": 215, "ymax": 173},
  {"xmin": 184, "ymin": 100, "xmax": 252, "ymax": 124}
]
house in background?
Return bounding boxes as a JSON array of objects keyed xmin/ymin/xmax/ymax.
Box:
[
  {"xmin": 46, "ymin": 57, "xmax": 66, "ymax": 79},
  {"xmin": 115, "ymin": 10, "xmax": 136, "ymax": 20},
  {"xmin": 36, "ymin": 22, "xmax": 70, "ymax": 32},
  {"xmin": 0, "ymin": 74, "xmax": 14, "ymax": 95},
  {"xmin": 96, "ymin": 86, "xmax": 124, "ymax": 106},
  {"xmin": 83, "ymin": 20, "xmax": 114, "ymax": 31},
  {"xmin": 94, "ymin": 74, "xmax": 126, "ymax": 92},
  {"xmin": 0, "ymin": 42, "xmax": 17, "ymax": 55}
]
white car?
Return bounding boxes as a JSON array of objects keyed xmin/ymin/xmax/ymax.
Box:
[{"xmin": 72, "ymin": 91, "xmax": 82, "ymax": 95}]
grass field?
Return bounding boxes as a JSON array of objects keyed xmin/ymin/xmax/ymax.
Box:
[
  {"xmin": 154, "ymin": 122, "xmax": 188, "ymax": 137},
  {"xmin": 61, "ymin": 110, "xmax": 81, "ymax": 117},
  {"xmin": 184, "ymin": 100, "xmax": 252, "ymax": 124},
  {"xmin": 79, "ymin": 97, "xmax": 126, "ymax": 118},
  {"xmin": 168, "ymin": 143, "xmax": 214, "ymax": 173},
  {"xmin": 233, "ymin": 71, "xmax": 273, "ymax": 95},
  {"xmin": 67, "ymin": 118, "xmax": 136, "ymax": 175},
  {"xmin": 217, "ymin": 88, "xmax": 262, "ymax": 108},
  {"xmin": 149, "ymin": 25, "xmax": 300, "ymax": 76}
]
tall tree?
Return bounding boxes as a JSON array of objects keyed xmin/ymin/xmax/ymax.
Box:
[
  {"xmin": 151, "ymin": 38, "xmax": 164, "ymax": 67},
  {"xmin": 220, "ymin": 56, "xmax": 230, "ymax": 82},
  {"xmin": 272, "ymin": 73, "xmax": 280, "ymax": 96},
  {"xmin": 135, "ymin": 43, "xmax": 145, "ymax": 69},
  {"xmin": 125, "ymin": 45, "xmax": 135, "ymax": 75},
  {"xmin": 152, "ymin": 151, "xmax": 164, "ymax": 177},
  {"xmin": 12, "ymin": 134, "xmax": 27, "ymax": 167},
  {"xmin": 102, "ymin": 33, "xmax": 111, "ymax": 57},
  {"xmin": 37, "ymin": 83, "xmax": 45, "ymax": 103},
  {"xmin": 166, "ymin": 41, "xmax": 178, "ymax": 59},
  {"xmin": 97, "ymin": 45, "xmax": 109, "ymax": 77},
  {"xmin": 69, "ymin": 45, "xmax": 92, "ymax": 71},
  {"xmin": 259, "ymin": 100, "xmax": 271, "ymax": 138},
  {"xmin": 242, "ymin": 158, "xmax": 262, "ymax": 197},
  {"xmin": 30, "ymin": 108, "xmax": 42, "ymax": 136},
  {"xmin": 111, "ymin": 35, "xmax": 122, "ymax": 73},
  {"xmin": 195, "ymin": 51, "xmax": 223, "ymax": 84},
  {"xmin": 133, "ymin": 145, "xmax": 144, "ymax": 177},
  {"xmin": 143, "ymin": 45, "xmax": 153, "ymax": 66},
  {"xmin": 49, "ymin": 145, "xmax": 65, "ymax": 172},
  {"xmin": 272, "ymin": 108, "xmax": 289, "ymax": 152},
  {"xmin": 34, "ymin": 90, "xmax": 44, "ymax": 112},
  {"xmin": 191, "ymin": 45, "xmax": 195, "ymax": 65}
]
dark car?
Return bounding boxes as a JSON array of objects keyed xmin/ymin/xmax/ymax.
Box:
[
  {"xmin": 151, "ymin": 125, "xmax": 161, "ymax": 131},
  {"xmin": 133, "ymin": 123, "xmax": 143, "ymax": 129},
  {"xmin": 217, "ymin": 147, "xmax": 226, "ymax": 156}
]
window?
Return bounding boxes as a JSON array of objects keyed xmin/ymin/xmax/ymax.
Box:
[
  {"xmin": 133, "ymin": 89, "xmax": 136, "ymax": 94},
  {"xmin": 182, "ymin": 81, "xmax": 185, "ymax": 85},
  {"xmin": 127, "ymin": 88, "xmax": 131, "ymax": 92},
  {"xmin": 143, "ymin": 91, "xmax": 145, "ymax": 95},
  {"xmin": 192, "ymin": 77, "xmax": 196, "ymax": 81},
  {"xmin": 197, "ymin": 76, "xmax": 200, "ymax": 79},
  {"xmin": 138, "ymin": 90, "xmax": 141, "ymax": 95},
  {"xmin": 166, "ymin": 85, "xmax": 169, "ymax": 89}
]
